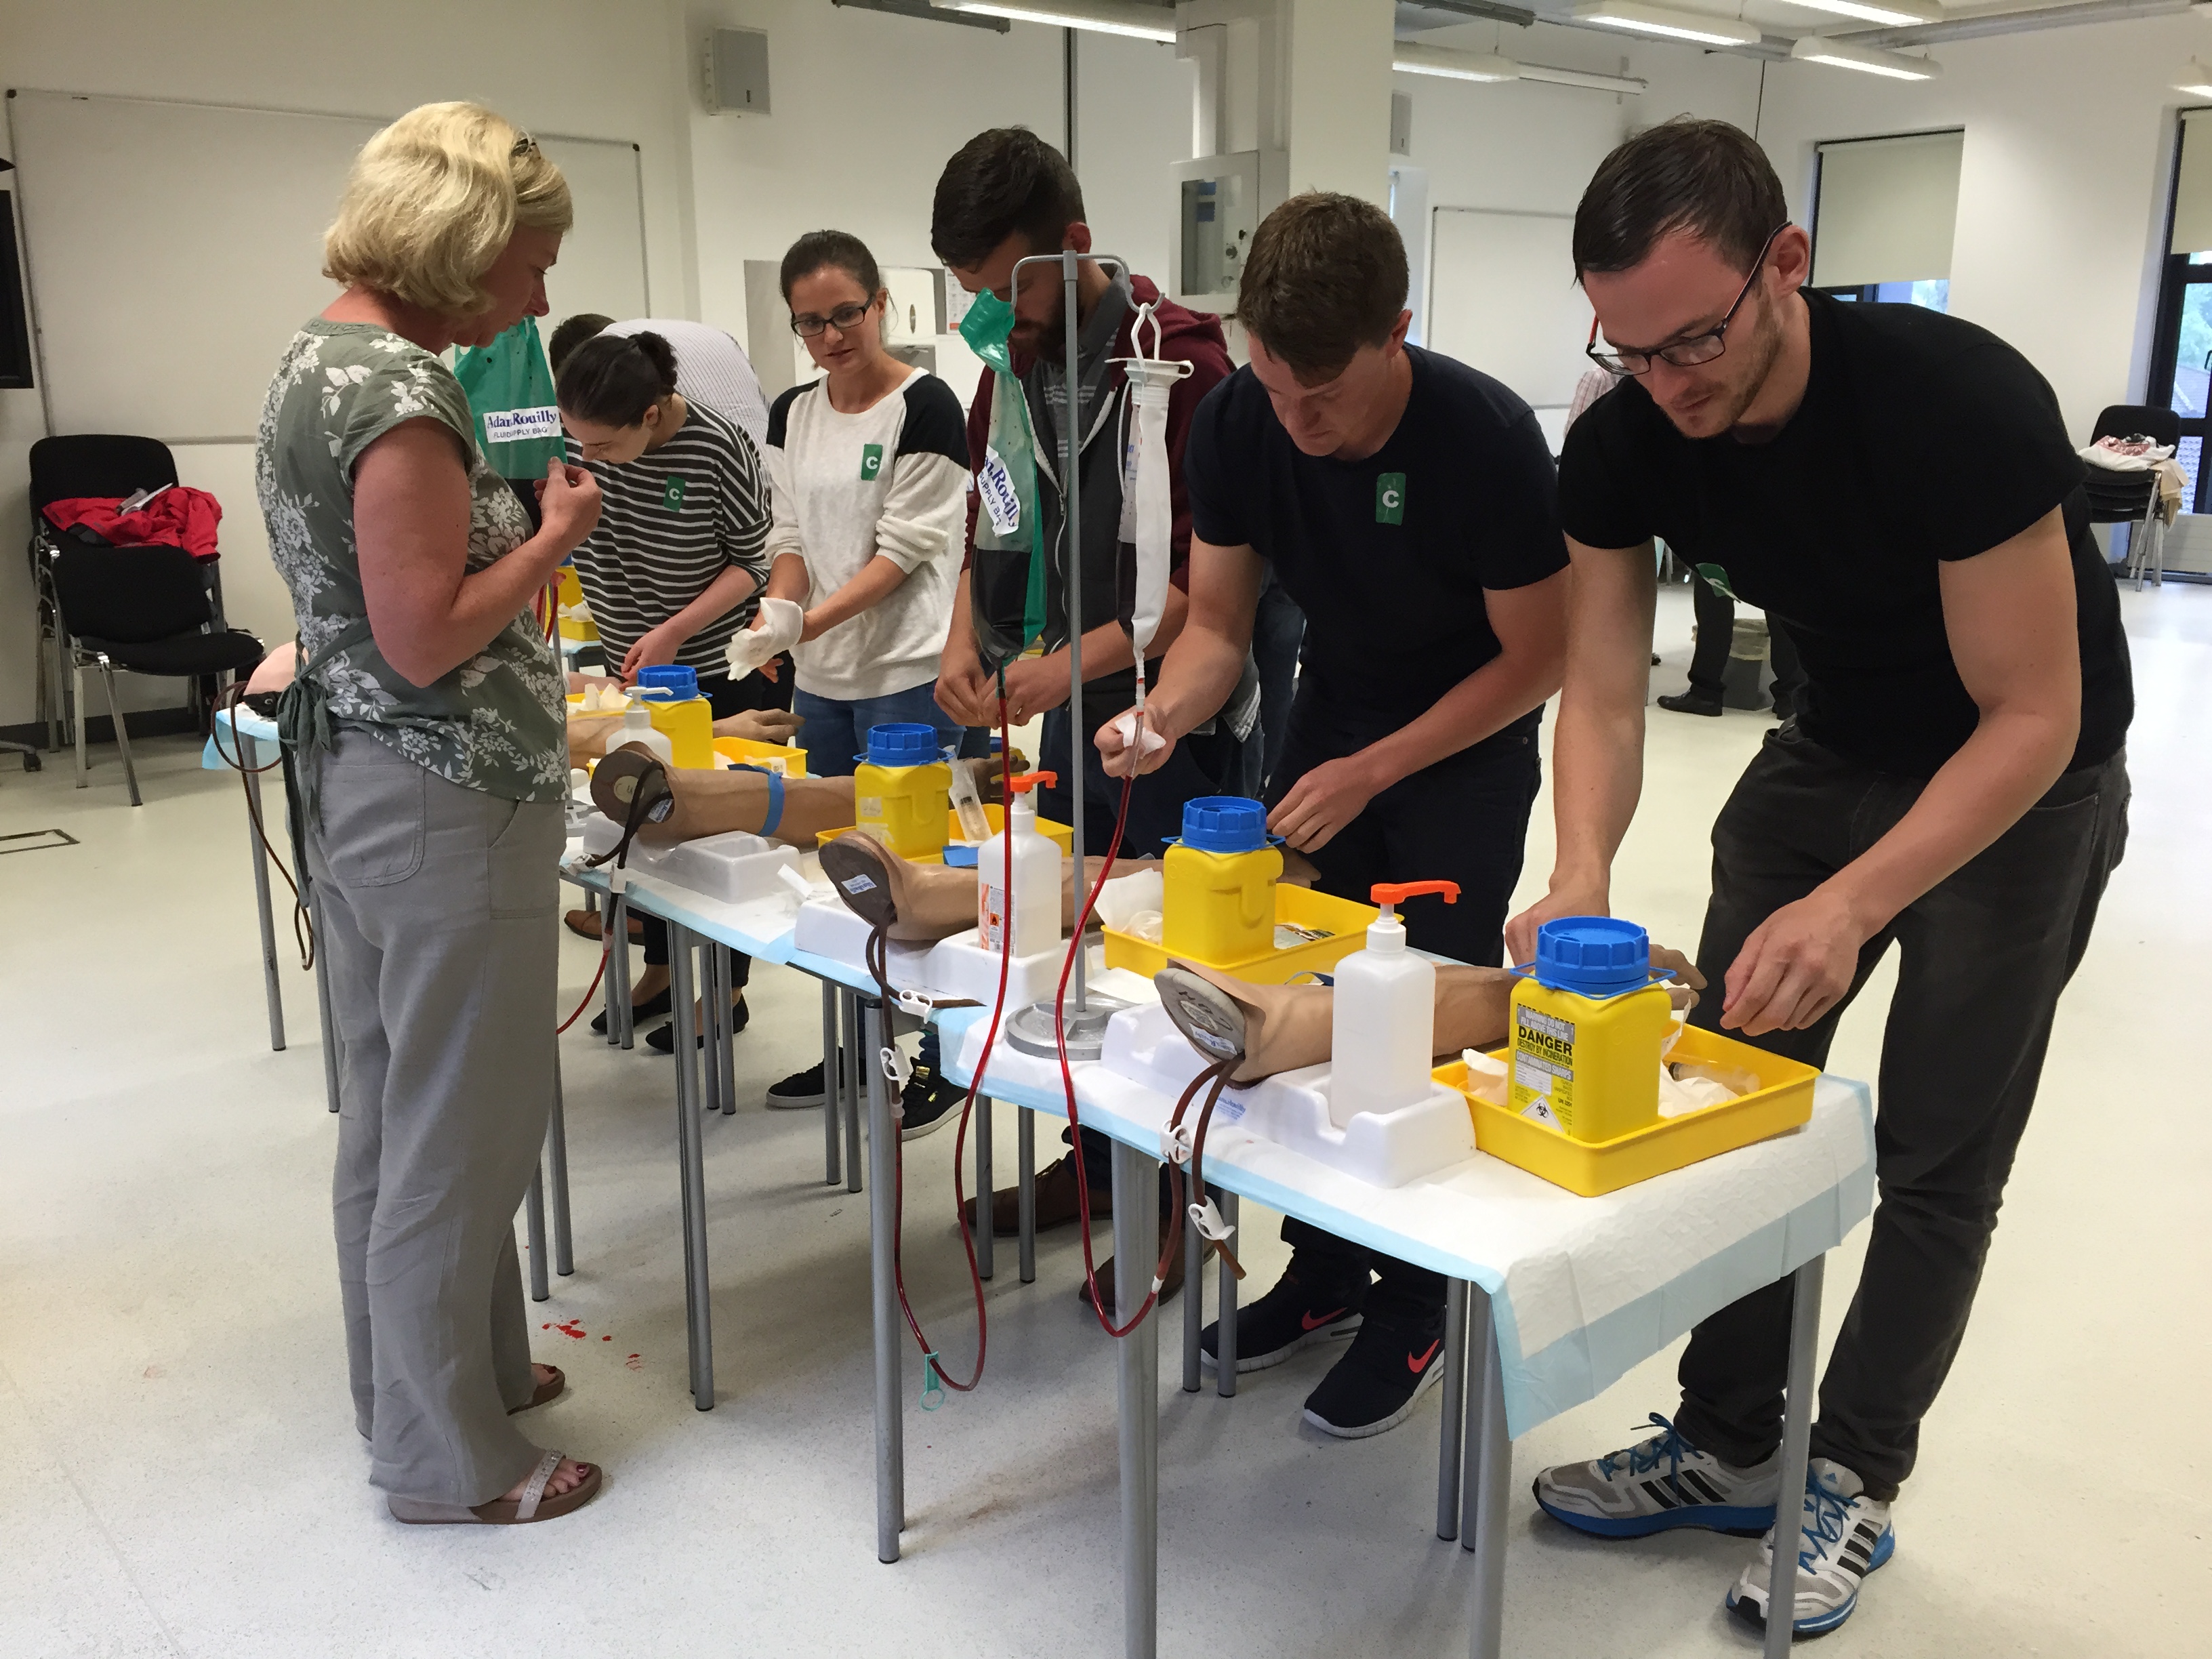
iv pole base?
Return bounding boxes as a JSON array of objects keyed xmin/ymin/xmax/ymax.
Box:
[{"xmin": 1006, "ymin": 994, "xmax": 1130, "ymax": 1062}]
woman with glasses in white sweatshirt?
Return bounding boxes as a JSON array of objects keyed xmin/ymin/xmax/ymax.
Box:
[{"xmin": 747, "ymin": 229, "xmax": 971, "ymax": 1121}]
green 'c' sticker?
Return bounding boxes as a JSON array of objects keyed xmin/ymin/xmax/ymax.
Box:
[
  {"xmin": 1376, "ymin": 472, "xmax": 1406, "ymax": 526},
  {"xmin": 860, "ymin": 443, "xmax": 884, "ymax": 481},
  {"xmin": 1694, "ymin": 562, "xmax": 1738, "ymax": 601},
  {"xmin": 661, "ymin": 476, "xmax": 687, "ymax": 512}
]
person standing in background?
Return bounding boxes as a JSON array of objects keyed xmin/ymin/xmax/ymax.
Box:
[
  {"xmin": 261, "ymin": 101, "xmax": 602, "ymax": 1526},
  {"xmin": 548, "ymin": 312, "xmax": 771, "ymax": 455},
  {"xmin": 928, "ymin": 126, "xmax": 1249, "ymax": 1307},
  {"xmin": 558, "ymin": 330, "xmax": 781, "ymax": 1051},
  {"xmin": 748, "ymin": 230, "xmax": 971, "ymax": 1129}
]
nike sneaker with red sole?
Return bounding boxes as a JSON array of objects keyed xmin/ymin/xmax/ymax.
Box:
[
  {"xmin": 1300, "ymin": 1315, "xmax": 1450, "ymax": 1439},
  {"xmin": 1199, "ymin": 1271, "xmax": 1366, "ymax": 1376}
]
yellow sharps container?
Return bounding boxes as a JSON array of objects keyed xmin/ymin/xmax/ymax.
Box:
[
  {"xmin": 1508, "ymin": 916, "xmax": 1675, "ymax": 1144},
  {"xmin": 854, "ymin": 722, "xmax": 952, "ymax": 859},
  {"xmin": 1161, "ymin": 796, "xmax": 1282, "ymax": 965}
]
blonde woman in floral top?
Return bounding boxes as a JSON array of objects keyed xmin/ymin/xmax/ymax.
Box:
[{"xmin": 255, "ymin": 102, "xmax": 604, "ymax": 1526}]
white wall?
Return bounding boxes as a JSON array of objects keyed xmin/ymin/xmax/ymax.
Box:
[
  {"xmin": 0, "ymin": 0, "xmax": 696, "ymax": 726},
  {"xmin": 1748, "ymin": 18, "xmax": 2201, "ymax": 445}
]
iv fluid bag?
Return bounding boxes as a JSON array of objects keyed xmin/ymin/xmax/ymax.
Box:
[
  {"xmin": 1122, "ymin": 373, "xmax": 1174, "ymax": 676},
  {"xmin": 958, "ymin": 289, "xmax": 1048, "ymax": 670}
]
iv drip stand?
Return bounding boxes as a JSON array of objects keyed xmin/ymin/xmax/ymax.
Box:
[{"xmin": 1004, "ymin": 245, "xmax": 1133, "ymax": 1061}]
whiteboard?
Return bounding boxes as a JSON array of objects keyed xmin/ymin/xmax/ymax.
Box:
[
  {"xmin": 1425, "ymin": 207, "xmax": 1589, "ymax": 414},
  {"xmin": 4, "ymin": 90, "xmax": 648, "ymax": 443}
]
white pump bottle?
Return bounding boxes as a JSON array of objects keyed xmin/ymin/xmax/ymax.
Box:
[
  {"xmin": 978, "ymin": 771, "xmax": 1060, "ymax": 958},
  {"xmin": 1328, "ymin": 880, "xmax": 1460, "ymax": 1127},
  {"xmin": 616, "ymin": 703, "xmax": 672, "ymax": 764}
]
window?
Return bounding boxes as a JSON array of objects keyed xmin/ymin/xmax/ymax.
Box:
[
  {"xmin": 2146, "ymin": 108, "xmax": 2212, "ymax": 513},
  {"xmin": 1808, "ymin": 131, "xmax": 1963, "ymax": 315}
]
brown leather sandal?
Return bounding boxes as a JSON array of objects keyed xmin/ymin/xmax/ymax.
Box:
[
  {"xmin": 507, "ymin": 1365, "xmax": 563, "ymax": 1414},
  {"xmin": 386, "ymin": 1452, "xmax": 602, "ymax": 1525}
]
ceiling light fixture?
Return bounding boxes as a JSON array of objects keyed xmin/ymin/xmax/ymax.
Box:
[
  {"xmin": 930, "ymin": 0, "xmax": 1176, "ymax": 41},
  {"xmin": 1519, "ymin": 62, "xmax": 1650, "ymax": 94},
  {"xmin": 1393, "ymin": 42, "xmax": 1522, "ymax": 82},
  {"xmin": 1789, "ymin": 35, "xmax": 1944, "ymax": 78},
  {"xmin": 1570, "ymin": 1, "xmax": 1762, "ymax": 47},
  {"xmin": 1777, "ymin": 0, "xmax": 1938, "ymax": 25},
  {"xmin": 2177, "ymin": 60, "xmax": 2212, "ymax": 98}
]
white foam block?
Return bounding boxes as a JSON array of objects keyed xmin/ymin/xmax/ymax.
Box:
[
  {"xmin": 1101, "ymin": 1002, "xmax": 1474, "ymax": 1188},
  {"xmin": 651, "ymin": 830, "xmax": 799, "ymax": 906}
]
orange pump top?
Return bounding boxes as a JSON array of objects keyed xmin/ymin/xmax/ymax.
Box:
[
  {"xmin": 1370, "ymin": 880, "xmax": 1462, "ymax": 909},
  {"xmin": 1007, "ymin": 770, "xmax": 1057, "ymax": 796}
]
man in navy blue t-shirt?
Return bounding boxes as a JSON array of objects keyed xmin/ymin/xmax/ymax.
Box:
[{"xmin": 1098, "ymin": 192, "xmax": 1569, "ymax": 1439}]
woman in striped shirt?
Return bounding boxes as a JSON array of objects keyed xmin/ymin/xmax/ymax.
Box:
[{"xmin": 558, "ymin": 330, "xmax": 785, "ymax": 1046}]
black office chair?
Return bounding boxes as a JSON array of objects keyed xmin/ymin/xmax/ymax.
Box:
[
  {"xmin": 2085, "ymin": 404, "xmax": 2182, "ymax": 590},
  {"xmin": 46, "ymin": 544, "xmax": 263, "ymax": 805},
  {"xmin": 26, "ymin": 433, "xmax": 241, "ymax": 751}
]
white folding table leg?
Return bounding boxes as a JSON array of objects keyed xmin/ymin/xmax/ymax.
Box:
[
  {"xmin": 669, "ymin": 930, "xmax": 714, "ymax": 1410},
  {"xmin": 865, "ymin": 997, "xmax": 904, "ymax": 1562},
  {"xmin": 310, "ymin": 886, "xmax": 341, "ymax": 1115},
  {"xmin": 1215, "ymin": 1189, "xmax": 1240, "ymax": 1395},
  {"xmin": 842, "ymin": 989, "xmax": 864, "ymax": 1195},
  {"xmin": 548, "ymin": 1046, "xmax": 573, "ymax": 1277},
  {"xmin": 1436, "ymin": 1277, "xmax": 1469, "ymax": 1540},
  {"xmin": 239, "ymin": 733, "xmax": 285, "ymax": 1052},
  {"xmin": 524, "ymin": 1162, "xmax": 550, "ymax": 1303},
  {"xmin": 1181, "ymin": 1182, "xmax": 1205, "ymax": 1393},
  {"xmin": 1113, "ymin": 1138, "xmax": 1160, "ymax": 1659},
  {"xmin": 1765, "ymin": 1257, "xmax": 1827, "ymax": 1659},
  {"xmin": 1462, "ymin": 1284, "xmax": 1511, "ymax": 1659},
  {"xmin": 821, "ymin": 981, "xmax": 842, "ymax": 1186},
  {"xmin": 975, "ymin": 1092, "xmax": 995, "ymax": 1281},
  {"xmin": 1017, "ymin": 1106, "xmax": 1038, "ymax": 1283}
]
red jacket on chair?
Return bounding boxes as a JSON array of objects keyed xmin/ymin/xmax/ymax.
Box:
[{"xmin": 45, "ymin": 487, "xmax": 224, "ymax": 560}]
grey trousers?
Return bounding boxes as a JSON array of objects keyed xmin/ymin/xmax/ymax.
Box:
[
  {"xmin": 1673, "ymin": 726, "xmax": 2130, "ymax": 1499},
  {"xmin": 305, "ymin": 733, "xmax": 565, "ymax": 1506}
]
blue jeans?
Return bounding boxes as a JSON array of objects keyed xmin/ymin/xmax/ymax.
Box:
[{"xmin": 792, "ymin": 682, "xmax": 969, "ymax": 779}]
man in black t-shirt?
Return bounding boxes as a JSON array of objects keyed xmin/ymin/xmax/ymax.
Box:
[
  {"xmin": 1513, "ymin": 121, "xmax": 2131, "ymax": 1642},
  {"xmin": 1100, "ymin": 192, "xmax": 1569, "ymax": 1439}
]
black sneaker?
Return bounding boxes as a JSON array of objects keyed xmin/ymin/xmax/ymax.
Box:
[
  {"xmin": 899, "ymin": 1065, "xmax": 962, "ymax": 1141},
  {"xmin": 1656, "ymin": 689, "xmax": 1725, "ymax": 717},
  {"xmin": 1300, "ymin": 1314, "xmax": 1450, "ymax": 1439},
  {"xmin": 767, "ymin": 1059, "xmax": 838, "ymax": 1109},
  {"xmin": 1199, "ymin": 1268, "xmax": 1365, "ymax": 1375}
]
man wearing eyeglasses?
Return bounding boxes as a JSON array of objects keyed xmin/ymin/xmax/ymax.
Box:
[{"xmin": 1512, "ymin": 118, "xmax": 2132, "ymax": 1640}]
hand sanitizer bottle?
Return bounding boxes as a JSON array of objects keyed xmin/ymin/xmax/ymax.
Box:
[{"xmin": 1329, "ymin": 880, "xmax": 1460, "ymax": 1127}]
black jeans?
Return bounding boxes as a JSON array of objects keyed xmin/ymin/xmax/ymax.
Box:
[
  {"xmin": 638, "ymin": 667, "xmax": 794, "ymax": 975},
  {"xmin": 1687, "ymin": 575, "xmax": 1803, "ymax": 716},
  {"xmin": 1267, "ymin": 699, "xmax": 1545, "ymax": 1327},
  {"xmin": 1671, "ymin": 728, "xmax": 2129, "ymax": 1499}
]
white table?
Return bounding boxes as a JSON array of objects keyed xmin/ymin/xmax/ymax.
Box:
[{"xmin": 934, "ymin": 1010, "xmax": 1876, "ymax": 1659}]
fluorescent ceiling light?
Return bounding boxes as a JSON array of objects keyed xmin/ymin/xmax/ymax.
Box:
[
  {"xmin": 1776, "ymin": 0, "xmax": 1938, "ymax": 24},
  {"xmin": 2177, "ymin": 60, "xmax": 2212, "ymax": 98},
  {"xmin": 1393, "ymin": 42, "xmax": 1521, "ymax": 82},
  {"xmin": 1520, "ymin": 61, "xmax": 1648, "ymax": 94},
  {"xmin": 1789, "ymin": 35, "xmax": 1943, "ymax": 78},
  {"xmin": 930, "ymin": 0, "xmax": 1175, "ymax": 41},
  {"xmin": 1572, "ymin": 2, "xmax": 1762, "ymax": 47}
]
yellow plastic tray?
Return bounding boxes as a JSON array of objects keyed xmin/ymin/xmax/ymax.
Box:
[
  {"xmin": 712, "ymin": 734, "xmax": 810, "ymax": 778},
  {"xmin": 1101, "ymin": 884, "xmax": 1380, "ymax": 985},
  {"xmin": 1435, "ymin": 1025, "xmax": 1816, "ymax": 1197},
  {"xmin": 817, "ymin": 808, "xmax": 1073, "ymax": 866}
]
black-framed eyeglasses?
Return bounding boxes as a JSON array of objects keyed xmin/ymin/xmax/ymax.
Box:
[
  {"xmin": 1586, "ymin": 223, "xmax": 1790, "ymax": 375},
  {"xmin": 790, "ymin": 301, "xmax": 876, "ymax": 339}
]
